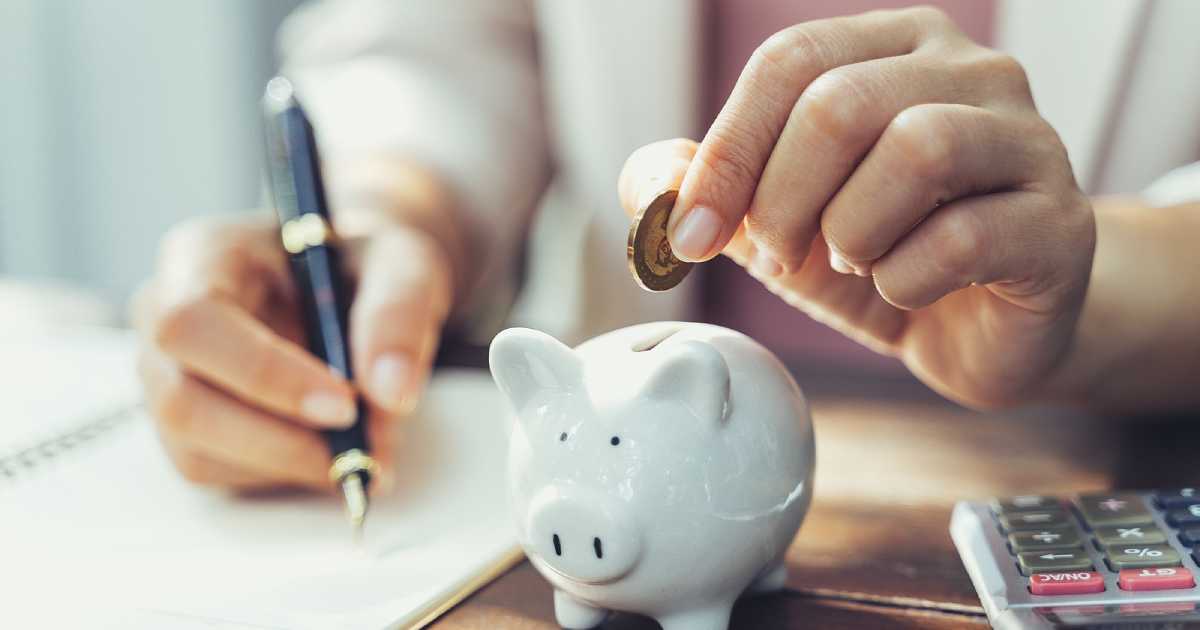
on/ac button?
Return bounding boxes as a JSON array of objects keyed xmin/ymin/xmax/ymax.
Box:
[{"xmin": 1030, "ymin": 571, "xmax": 1106, "ymax": 595}]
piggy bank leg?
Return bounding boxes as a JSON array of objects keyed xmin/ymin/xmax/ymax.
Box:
[
  {"xmin": 656, "ymin": 601, "xmax": 734, "ymax": 630},
  {"xmin": 746, "ymin": 556, "xmax": 788, "ymax": 595},
  {"xmin": 553, "ymin": 589, "xmax": 608, "ymax": 629}
]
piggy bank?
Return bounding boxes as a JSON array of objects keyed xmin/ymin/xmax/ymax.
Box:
[{"xmin": 489, "ymin": 322, "xmax": 815, "ymax": 630}]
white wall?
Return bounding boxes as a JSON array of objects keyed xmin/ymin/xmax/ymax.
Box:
[
  {"xmin": 997, "ymin": 0, "xmax": 1200, "ymax": 195},
  {"xmin": 0, "ymin": 0, "xmax": 301, "ymax": 309}
]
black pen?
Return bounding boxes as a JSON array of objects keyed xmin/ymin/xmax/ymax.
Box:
[{"xmin": 261, "ymin": 76, "xmax": 377, "ymax": 538}]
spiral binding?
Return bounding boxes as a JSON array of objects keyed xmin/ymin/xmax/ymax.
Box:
[{"xmin": 0, "ymin": 404, "xmax": 141, "ymax": 481}]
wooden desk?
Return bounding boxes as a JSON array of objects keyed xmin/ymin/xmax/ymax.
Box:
[{"xmin": 428, "ymin": 360, "xmax": 1200, "ymax": 629}]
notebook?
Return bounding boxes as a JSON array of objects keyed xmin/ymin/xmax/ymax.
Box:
[{"xmin": 0, "ymin": 326, "xmax": 521, "ymax": 629}]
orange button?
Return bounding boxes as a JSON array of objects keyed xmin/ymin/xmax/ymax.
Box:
[
  {"xmin": 1118, "ymin": 566, "xmax": 1196, "ymax": 591},
  {"xmin": 1030, "ymin": 571, "xmax": 1106, "ymax": 595}
]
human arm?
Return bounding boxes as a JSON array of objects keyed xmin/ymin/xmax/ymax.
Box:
[{"xmin": 133, "ymin": 0, "xmax": 550, "ymax": 490}]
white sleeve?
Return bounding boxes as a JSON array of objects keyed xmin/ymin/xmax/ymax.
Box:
[
  {"xmin": 277, "ymin": 0, "xmax": 549, "ymax": 331},
  {"xmin": 1142, "ymin": 162, "xmax": 1200, "ymax": 207}
]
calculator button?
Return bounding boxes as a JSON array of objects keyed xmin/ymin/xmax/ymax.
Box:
[
  {"xmin": 1180, "ymin": 526, "xmax": 1200, "ymax": 547},
  {"xmin": 1165, "ymin": 504, "xmax": 1200, "ymax": 527},
  {"xmin": 1118, "ymin": 566, "xmax": 1196, "ymax": 591},
  {"xmin": 1104, "ymin": 544, "xmax": 1181, "ymax": 570},
  {"xmin": 995, "ymin": 496, "xmax": 1060, "ymax": 513},
  {"xmin": 999, "ymin": 509, "xmax": 1071, "ymax": 531},
  {"xmin": 1093, "ymin": 525, "xmax": 1167, "ymax": 546},
  {"xmin": 1018, "ymin": 550, "xmax": 1093, "ymax": 574},
  {"xmin": 1077, "ymin": 494, "xmax": 1154, "ymax": 527},
  {"xmin": 1009, "ymin": 528, "xmax": 1082, "ymax": 552},
  {"xmin": 1029, "ymin": 571, "xmax": 1105, "ymax": 596},
  {"xmin": 1155, "ymin": 488, "xmax": 1200, "ymax": 508}
]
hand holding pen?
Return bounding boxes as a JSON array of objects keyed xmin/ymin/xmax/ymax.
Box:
[{"xmin": 130, "ymin": 85, "xmax": 462, "ymax": 504}]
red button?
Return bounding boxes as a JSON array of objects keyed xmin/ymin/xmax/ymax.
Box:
[
  {"xmin": 1118, "ymin": 566, "xmax": 1196, "ymax": 591},
  {"xmin": 1030, "ymin": 571, "xmax": 1106, "ymax": 595}
]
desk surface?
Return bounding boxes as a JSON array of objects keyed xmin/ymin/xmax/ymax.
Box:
[{"xmin": 429, "ymin": 363, "xmax": 1200, "ymax": 629}]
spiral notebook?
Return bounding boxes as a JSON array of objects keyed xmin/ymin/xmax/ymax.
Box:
[{"xmin": 0, "ymin": 327, "xmax": 521, "ymax": 629}]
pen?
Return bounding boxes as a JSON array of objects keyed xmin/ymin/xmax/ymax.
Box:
[{"xmin": 261, "ymin": 76, "xmax": 377, "ymax": 538}]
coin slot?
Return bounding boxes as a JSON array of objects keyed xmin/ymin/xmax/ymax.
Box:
[{"xmin": 631, "ymin": 327, "xmax": 681, "ymax": 352}]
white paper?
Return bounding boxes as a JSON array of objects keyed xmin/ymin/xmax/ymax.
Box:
[{"xmin": 1, "ymin": 329, "xmax": 517, "ymax": 629}]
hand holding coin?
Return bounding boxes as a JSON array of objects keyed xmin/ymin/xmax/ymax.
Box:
[
  {"xmin": 616, "ymin": 8, "xmax": 1098, "ymax": 412},
  {"xmin": 627, "ymin": 189, "xmax": 693, "ymax": 292}
]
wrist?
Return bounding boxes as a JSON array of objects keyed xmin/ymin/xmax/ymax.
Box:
[{"xmin": 1042, "ymin": 196, "xmax": 1200, "ymax": 412}]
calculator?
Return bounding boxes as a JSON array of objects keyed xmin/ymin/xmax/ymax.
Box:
[{"xmin": 950, "ymin": 490, "xmax": 1200, "ymax": 628}]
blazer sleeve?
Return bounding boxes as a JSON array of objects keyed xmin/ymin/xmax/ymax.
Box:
[{"xmin": 277, "ymin": 0, "xmax": 550, "ymax": 331}]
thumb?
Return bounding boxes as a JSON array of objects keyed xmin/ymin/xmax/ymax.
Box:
[
  {"xmin": 618, "ymin": 138, "xmax": 698, "ymax": 220},
  {"xmin": 348, "ymin": 227, "xmax": 452, "ymax": 415}
]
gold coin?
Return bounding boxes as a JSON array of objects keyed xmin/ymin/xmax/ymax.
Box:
[{"xmin": 627, "ymin": 189, "xmax": 693, "ymax": 292}]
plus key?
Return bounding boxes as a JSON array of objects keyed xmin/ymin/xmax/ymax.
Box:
[
  {"xmin": 1009, "ymin": 527, "xmax": 1082, "ymax": 553},
  {"xmin": 1077, "ymin": 494, "xmax": 1154, "ymax": 528}
]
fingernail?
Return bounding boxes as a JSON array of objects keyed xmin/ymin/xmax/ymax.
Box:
[
  {"xmin": 370, "ymin": 353, "xmax": 412, "ymax": 412},
  {"xmin": 300, "ymin": 392, "xmax": 356, "ymax": 428},
  {"xmin": 828, "ymin": 248, "xmax": 854, "ymax": 275},
  {"xmin": 751, "ymin": 249, "xmax": 783, "ymax": 277},
  {"xmin": 670, "ymin": 206, "xmax": 722, "ymax": 261}
]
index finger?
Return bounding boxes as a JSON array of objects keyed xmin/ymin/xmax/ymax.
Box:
[
  {"xmin": 146, "ymin": 293, "xmax": 357, "ymax": 429},
  {"xmin": 669, "ymin": 8, "xmax": 933, "ymax": 262}
]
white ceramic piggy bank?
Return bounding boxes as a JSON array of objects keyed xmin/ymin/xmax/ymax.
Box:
[{"xmin": 489, "ymin": 322, "xmax": 815, "ymax": 630}]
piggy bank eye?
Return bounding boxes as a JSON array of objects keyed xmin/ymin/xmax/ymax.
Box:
[
  {"xmin": 610, "ymin": 436, "xmax": 620, "ymax": 446},
  {"xmin": 559, "ymin": 432, "xmax": 568, "ymax": 442}
]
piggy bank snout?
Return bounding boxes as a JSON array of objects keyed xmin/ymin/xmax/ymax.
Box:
[{"xmin": 525, "ymin": 486, "xmax": 641, "ymax": 585}]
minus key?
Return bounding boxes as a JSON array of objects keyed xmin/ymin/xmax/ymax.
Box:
[{"xmin": 999, "ymin": 509, "xmax": 1071, "ymax": 531}]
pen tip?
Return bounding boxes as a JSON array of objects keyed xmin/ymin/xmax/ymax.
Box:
[{"xmin": 340, "ymin": 473, "xmax": 369, "ymax": 543}]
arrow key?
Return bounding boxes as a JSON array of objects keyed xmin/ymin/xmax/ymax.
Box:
[{"xmin": 1018, "ymin": 550, "xmax": 1094, "ymax": 575}]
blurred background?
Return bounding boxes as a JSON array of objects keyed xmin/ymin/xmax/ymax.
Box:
[
  {"xmin": 3, "ymin": 0, "xmax": 1198, "ymax": 366},
  {"xmin": 0, "ymin": 0, "xmax": 302, "ymax": 322}
]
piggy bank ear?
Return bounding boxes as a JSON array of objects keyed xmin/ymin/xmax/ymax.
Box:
[
  {"xmin": 639, "ymin": 340, "xmax": 730, "ymax": 425},
  {"xmin": 489, "ymin": 327, "xmax": 582, "ymax": 413}
]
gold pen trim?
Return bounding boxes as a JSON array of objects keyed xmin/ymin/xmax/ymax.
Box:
[
  {"xmin": 281, "ymin": 214, "xmax": 338, "ymax": 254},
  {"xmin": 328, "ymin": 448, "xmax": 380, "ymax": 484}
]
